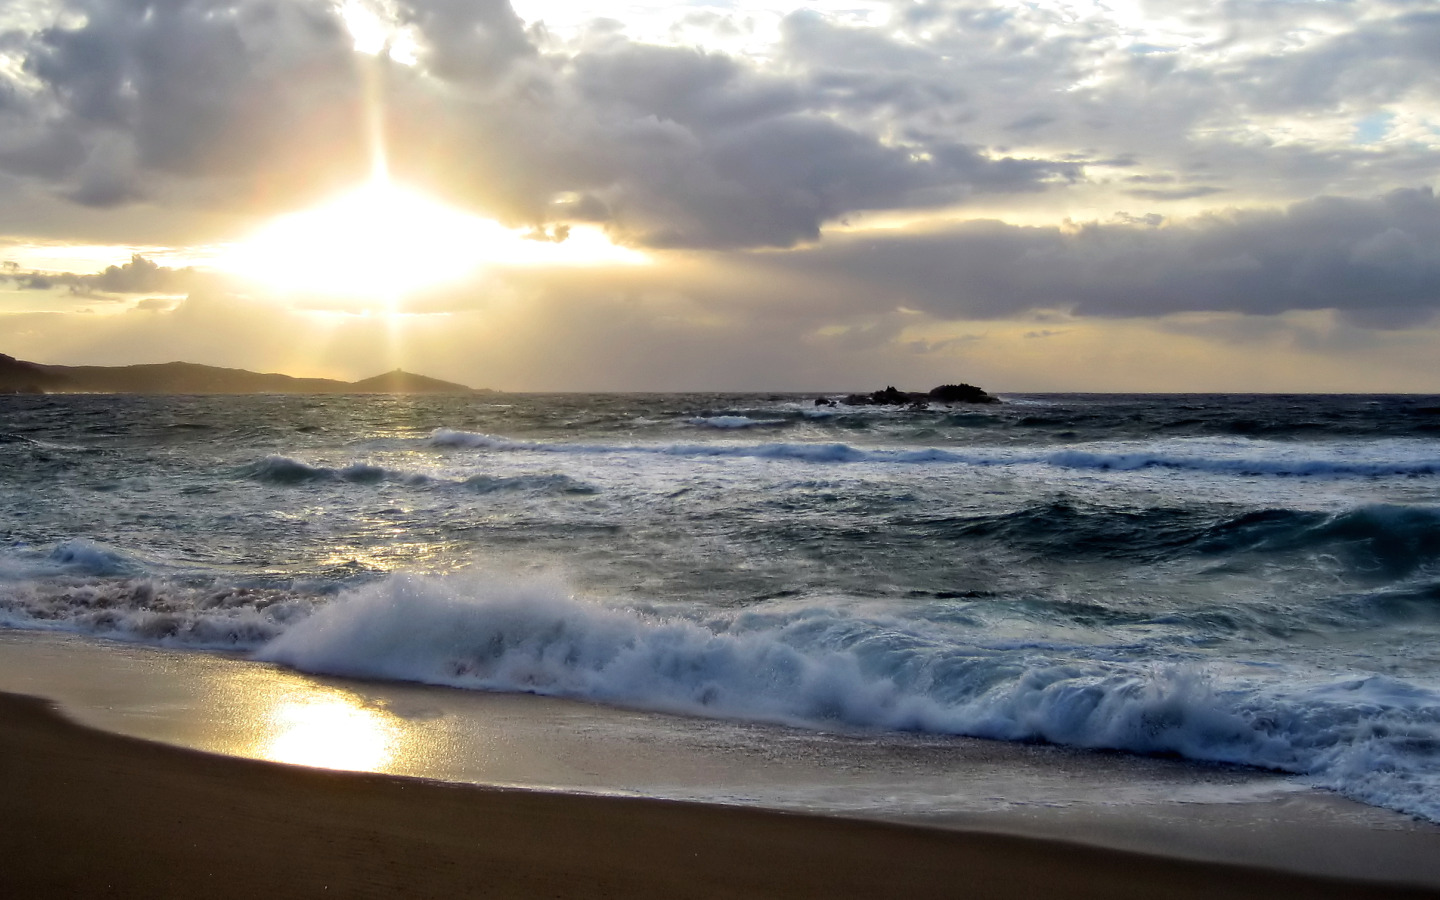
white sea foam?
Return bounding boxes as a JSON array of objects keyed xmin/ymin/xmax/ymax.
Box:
[
  {"xmin": 686, "ymin": 416, "xmax": 788, "ymax": 429},
  {"xmin": 255, "ymin": 572, "xmax": 1440, "ymax": 822},
  {"xmin": 428, "ymin": 429, "xmax": 534, "ymax": 450},
  {"xmin": 7, "ymin": 547, "xmax": 1440, "ymax": 821},
  {"xmin": 425, "ymin": 428, "xmax": 1440, "ymax": 478},
  {"xmin": 0, "ymin": 576, "xmax": 314, "ymax": 648}
]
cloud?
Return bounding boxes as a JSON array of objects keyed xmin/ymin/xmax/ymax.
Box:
[
  {"xmin": 3, "ymin": 0, "xmax": 1436, "ymax": 252},
  {"xmin": 5, "ymin": 0, "xmax": 369, "ymax": 214},
  {"xmin": 396, "ymin": 0, "xmax": 535, "ymax": 84},
  {"xmin": 1, "ymin": 253, "xmax": 198, "ymax": 295},
  {"xmin": 89, "ymin": 254, "xmax": 192, "ymax": 293},
  {"xmin": 0, "ymin": 0, "xmax": 1081, "ymax": 248},
  {"xmin": 754, "ymin": 187, "xmax": 1440, "ymax": 326}
]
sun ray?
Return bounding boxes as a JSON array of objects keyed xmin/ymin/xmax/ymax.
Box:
[{"xmin": 213, "ymin": 1, "xmax": 646, "ymax": 312}]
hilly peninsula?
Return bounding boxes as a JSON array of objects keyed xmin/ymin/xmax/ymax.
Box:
[{"xmin": 0, "ymin": 354, "xmax": 480, "ymax": 395}]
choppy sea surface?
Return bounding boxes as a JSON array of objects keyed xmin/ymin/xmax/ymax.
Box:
[{"xmin": 3, "ymin": 392, "xmax": 1440, "ymax": 821}]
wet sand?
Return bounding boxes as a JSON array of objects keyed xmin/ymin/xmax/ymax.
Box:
[
  {"xmin": 3, "ymin": 690, "xmax": 1438, "ymax": 899},
  {"xmin": 4, "ymin": 631, "xmax": 1440, "ymax": 891}
]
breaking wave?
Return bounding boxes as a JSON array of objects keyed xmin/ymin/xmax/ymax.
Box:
[
  {"xmin": 686, "ymin": 415, "xmax": 790, "ymax": 429},
  {"xmin": 254, "ymin": 573, "xmax": 1440, "ymax": 821},
  {"xmin": 7, "ymin": 541, "xmax": 1440, "ymax": 822},
  {"xmin": 238, "ymin": 455, "xmax": 598, "ymax": 495},
  {"xmin": 0, "ymin": 548, "xmax": 315, "ymax": 649},
  {"xmin": 425, "ymin": 429, "xmax": 1440, "ymax": 478},
  {"xmin": 239, "ymin": 455, "xmax": 405, "ymax": 485}
]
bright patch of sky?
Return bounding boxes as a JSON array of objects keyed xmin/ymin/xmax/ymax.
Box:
[{"xmin": 1355, "ymin": 112, "xmax": 1395, "ymax": 145}]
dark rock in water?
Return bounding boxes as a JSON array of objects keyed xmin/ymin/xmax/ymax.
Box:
[
  {"xmin": 814, "ymin": 397, "xmax": 836, "ymax": 407},
  {"xmin": 841, "ymin": 386, "xmax": 919, "ymax": 406},
  {"xmin": 928, "ymin": 383, "xmax": 998, "ymax": 404},
  {"xmin": 832, "ymin": 383, "xmax": 999, "ymax": 406}
]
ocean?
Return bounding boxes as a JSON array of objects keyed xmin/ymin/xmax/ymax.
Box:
[{"xmin": 3, "ymin": 391, "xmax": 1440, "ymax": 824}]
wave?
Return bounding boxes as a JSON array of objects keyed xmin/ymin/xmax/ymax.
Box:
[
  {"xmin": 254, "ymin": 573, "xmax": 1440, "ymax": 821},
  {"xmin": 686, "ymin": 415, "xmax": 789, "ymax": 429},
  {"xmin": 6, "ymin": 550, "xmax": 1439, "ymax": 822},
  {"xmin": 239, "ymin": 455, "xmax": 411, "ymax": 485},
  {"xmin": 1194, "ymin": 505, "xmax": 1440, "ymax": 576},
  {"xmin": 239, "ymin": 455, "xmax": 598, "ymax": 495},
  {"xmin": 429, "ymin": 429, "xmax": 532, "ymax": 450},
  {"xmin": 0, "ymin": 576, "xmax": 316, "ymax": 652},
  {"xmin": 1042, "ymin": 449, "xmax": 1440, "ymax": 478},
  {"xmin": 926, "ymin": 501, "xmax": 1440, "ymax": 575},
  {"xmin": 0, "ymin": 539, "xmax": 150, "ymax": 579},
  {"xmin": 424, "ymin": 429, "xmax": 1440, "ymax": 478},
  {"xmin": 462, "ymin": 473, "xmax": 597, "ymax": 495}
]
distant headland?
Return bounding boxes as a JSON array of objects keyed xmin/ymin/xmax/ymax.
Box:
[{"xmin": 0, "ymin": 353, "xmax": 482, "ymax": 395}]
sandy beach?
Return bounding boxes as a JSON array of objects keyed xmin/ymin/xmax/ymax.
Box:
[{"xmin": 1, "ymin": 689, "xmax": 1437, "ymax": 899}]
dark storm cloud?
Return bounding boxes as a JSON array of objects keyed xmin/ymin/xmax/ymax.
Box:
[
  {"xmin": 376, "ymin": 34, "xmax": 1077, "ymax": 248},
  {"xmin": 4, "ymin": 0, "xmax": 369, "ymax": 211},
  {"xmin": 762, "ymin": 188, "xmax": 1440, "ymax": 326},
  {"xmin": 395, "ymin": 0, "xmax": 534, "ymax": 84}
]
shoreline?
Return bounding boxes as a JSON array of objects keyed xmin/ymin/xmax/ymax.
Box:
[
  {"xmin": 3, "ymin": 629, "xmax": 1440, "ymax": 891},
  {"xmin": 4, "ymin": 689, "xmax": 1438, "ymax": 899}
]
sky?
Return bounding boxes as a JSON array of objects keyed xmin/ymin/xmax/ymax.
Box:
[{"xmin": 1, "ymin": 0, "xmax": 1438, "ymax": 392}]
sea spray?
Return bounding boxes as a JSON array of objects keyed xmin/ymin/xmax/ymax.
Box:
[{"xmin": 253, "ymin": 571, "xmax": 1440, "ymax": 820}]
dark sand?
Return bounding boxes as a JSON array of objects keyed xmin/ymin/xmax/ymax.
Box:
[{"xmin": 2, "ymin": 692, "xmax": 1436, "ymax": 899}]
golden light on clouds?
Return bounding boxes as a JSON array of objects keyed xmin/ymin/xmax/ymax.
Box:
[{"xmin": 337, "ymin": 0, "xmax": 418, "ymax": 64}]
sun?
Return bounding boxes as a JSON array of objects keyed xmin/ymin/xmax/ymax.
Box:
[
  {"xmin": 221, "ymin": 179, "xmax": 498, "ymax": 302},
  {"xmin": 218, "ymin": 177, "xmax": 648, "ymax": 307}
]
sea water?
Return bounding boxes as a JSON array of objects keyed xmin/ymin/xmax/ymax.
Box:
[{"xmin": 2, "ymin": 392, "xmax": 1439, "ymax": 821}]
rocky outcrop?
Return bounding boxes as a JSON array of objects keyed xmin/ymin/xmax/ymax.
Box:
[
  {"xmin": 927, "ymin": 384, "xmax": 997, "ymax": 404},
  {"xmin": 825, "ymin": 383, "xmax": 999, "ymax": 408}
]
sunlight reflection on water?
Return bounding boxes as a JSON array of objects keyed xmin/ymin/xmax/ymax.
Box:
[{"xmin": 262, "ymin": 692, "xmax": 399, "ymax": 771}]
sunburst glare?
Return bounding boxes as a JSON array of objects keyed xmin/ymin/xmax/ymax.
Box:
[
  {"xmin": 218, "ymin": 177, "xmax": 647, "ymax": 306},
  {"xmin": 222, "ymin": 179, "xmax": 495, "ymax": 302}
]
